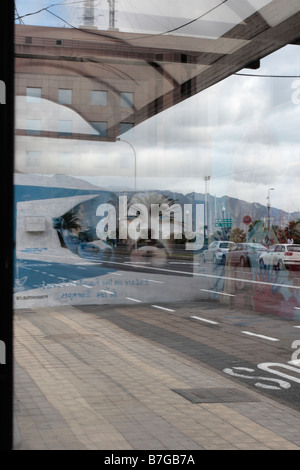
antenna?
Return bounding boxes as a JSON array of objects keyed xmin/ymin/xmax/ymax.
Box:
[
  {"xmin": 83, "ymin": 0, "xmax": 95, "ymax": 28},
  {"xmin": 107, "ymin": 0, "xmax": 117, "ymax": 30}
]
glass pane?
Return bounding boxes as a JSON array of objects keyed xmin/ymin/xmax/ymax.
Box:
[
  {"xmin": 58, "ymin": 89, "xmax": 72, "ymax": 105},
  {"xmin": 90, "ymin": 90, "xmax": 107, "ymax": 106},
  {"xmin": 26, "ymin": 87, "xmax": 41, "ymax": 103},
  {"xmin": 13, "ymin": 0, "xmax": 300, "ymax": 452}
]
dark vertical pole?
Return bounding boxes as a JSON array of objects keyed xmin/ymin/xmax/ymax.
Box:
[{"xmin": 0, "ymin": 1, "xmax": 14, "ymax": 450}]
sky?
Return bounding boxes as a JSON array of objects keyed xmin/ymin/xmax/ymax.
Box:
[{"xmin": 14, "ymin": 1, "xmax": 300, "ymax": 214}]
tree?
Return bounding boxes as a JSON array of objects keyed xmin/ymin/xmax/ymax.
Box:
[{"xmin": 229, "ymin": 227, "xmax": 246, "ymax": 244}]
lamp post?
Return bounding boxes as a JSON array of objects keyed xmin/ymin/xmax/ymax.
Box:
[
  {"xmin": 204, "ymin": 176, "xmax": 210, "ymax": 240},
  {"xmin": 267, "ymin": 188, "xmax": 274, "ymax": 245},
  {"xmin": 117, "ymin": 138, "xmax": 137, "ymax": 192},
  {"xmin": 222, "ymin": 204, "xmax": 226, "ymax": 240}
]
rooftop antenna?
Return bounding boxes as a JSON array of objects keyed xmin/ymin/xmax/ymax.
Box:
[
  {"xmin": 82, "ymin": 0, "xmax": 96, "ymax": 28},
  {"xmin": 107, "ymin": 0, "xmax": 118, "ymax": 30}
]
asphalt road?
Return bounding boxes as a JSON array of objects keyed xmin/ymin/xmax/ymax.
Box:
[{"xmin": 77, "ymin": 300, "xmax": 300, "ymax": 413}]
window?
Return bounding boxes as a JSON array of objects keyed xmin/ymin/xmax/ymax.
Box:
[
  {"xmin": 90, "ymin": 121, "xmax": 107, "ymax": 137},
  {"xmin": 58, "ymin": 120, "xmax": 72, "ymax": 136},
  {"xmin": 120, "ymin": 92, "xmax": 133, "ymax": 108},
  {"xmin": 90, "ymin": 90, "xmax": 107, "ymax": 106},
  {"xmin": 26, "ymin": 151, "xmax": 41, "ymax": 167},
  {"xmin": 26, "ymin": 87, "xmax": 41, "ymax": 103},
  {"xmin": 26, "ymin": 119, "xmax": 41, "ymax": 135},
  {"xmin": 58, "ymin": 89, "xmax": 72, "ymax": 105}
]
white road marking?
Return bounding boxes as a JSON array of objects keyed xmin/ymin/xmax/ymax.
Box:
[
  {"xmin": 82, "ymin": 284, "xmax": 93, "ymax": 289},
  {"xmin": 288, "ymin": 360, "xmax": 300, "ymax": 366},
  {"xmin": 152, "ymin": 305, "xmax": 175, "ymax": 312},
  {"xmin": 191, "ymin": 316, "xmax": 218, "ymax": 325},
  {"xmin": 101, "ymin": 259, "xmax": 300, "ymax": 291},
  {"xmin": 169, "ymin": 262, "xmax": 198, "ymax": 265},
  {"xmin": 201, "ymin": 289, "xmax": 236, "ymax": 297},
  {"xmin": 101, "ymin": 290, "xmax": 115, "ymax": 295},
  {"xmin": 143, "ymin": 279, "xmax": 164, "ymax": 284},
  {"xmin": 111, "ymin": 272, "xmax": 122, "ymax": 276},
  {"xmin": 126, "ymin": 297, "xmax": 142, "ymax": 303},
  {"xmin": 124, "ymin": 261, "xmax": 151, "ymax": 265},
  {"xmin": 242, "ymin": 331, "xmax": 279, "ymax": 342}
]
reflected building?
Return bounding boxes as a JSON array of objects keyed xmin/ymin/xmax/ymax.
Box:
[{"xmin": 14, "ymin": 2, "xmax": 300, "ymax": 175}]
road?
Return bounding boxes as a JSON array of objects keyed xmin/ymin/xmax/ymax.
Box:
[
  {"xmin": 14, "ymin": 250, "xmax": 300, "ymax": 414},
  {"xmin": 77, "ymin": 299, "xmax": 300, "ymax": 413}
]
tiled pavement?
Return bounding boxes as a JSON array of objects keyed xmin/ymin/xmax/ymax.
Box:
[{"xmin": 13, "ymin": 304, "xmax": 300, "ymax": 450}]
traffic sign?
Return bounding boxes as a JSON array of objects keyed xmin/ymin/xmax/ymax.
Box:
[
  {"xmin": 215, "ymin": 218, "xmax": 233, "ymax": 228},
  {"xmin": 243, "ymin": 215, "xmax": 252, "ymax": 225}
]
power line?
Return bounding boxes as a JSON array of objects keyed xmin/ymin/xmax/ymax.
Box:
[{"xmin": 15, "ymin": 0, "xmax": 230, "ymax": 42}]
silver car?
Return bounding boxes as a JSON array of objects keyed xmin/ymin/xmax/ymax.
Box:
[
  {"xmin": 203, "ymin": 241, "xmax": 236, "ymax": 265},
  {"xmin": 259, "ymin": 244, "xmax": 300, "ymax": 271}
]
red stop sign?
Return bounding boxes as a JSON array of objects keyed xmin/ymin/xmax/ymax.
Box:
[{"xmin": 243, "ymin": 215, "xmax": 252, "ymax": 225}]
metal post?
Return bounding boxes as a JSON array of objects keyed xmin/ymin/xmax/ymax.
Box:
[
  {"xmin": 267, "ymin": 188, "xmax": 274, "ymax": 246},
  {"xmin": 0, "ymin": 0, "xmax": 14, "ymax": 450}
]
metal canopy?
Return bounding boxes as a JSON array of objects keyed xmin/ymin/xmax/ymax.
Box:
[{"xmin": 15, "ymin": 0, "xmax": 300, "ymax": 140}]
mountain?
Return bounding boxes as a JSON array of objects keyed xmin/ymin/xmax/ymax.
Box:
[{"xmin": 186, "ymin": 192, "xmax": 300, "ymax": 229}]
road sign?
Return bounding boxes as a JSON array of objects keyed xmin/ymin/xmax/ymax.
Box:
[
  {"xmin": 215, "ymin": 218, "xmax": 233, "ymax": 228},
  {"xmin": 243, "ymin": 215, "xmax": 252, "ymax": 225}
]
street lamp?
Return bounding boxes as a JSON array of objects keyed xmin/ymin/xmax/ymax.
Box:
[
  {"xmin": 222, "ymin": 204, "xmax": 226, "ymax": 240},
  {"xmin": 117, "ymin": 138, "xmax": 137, "ymax": 192},
  {"xmin": 204, "ymin": 176, "xmax": 210, "ymax": 239},
  {"xmin": 267, "ymin": 188, "xmax": 274, "ymax": 245}
]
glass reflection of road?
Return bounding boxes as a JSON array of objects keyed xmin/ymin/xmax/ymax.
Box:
[
  {"xmin": 14, "ymin": 252, "xmax": 197, "ymax": 293},
  {"xmin": 14, "ymin": 253, "xmax": 300, "ymax": 320}
]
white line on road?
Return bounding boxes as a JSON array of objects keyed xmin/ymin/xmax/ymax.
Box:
[
  {"xmin": 143, "ymin": 279, "xmax": 164, "ymax": 284},
  {"xmin": 124, "ymin": 261, "xmax": 151, "ymax": 265},
  {"xmin": 126, "ymin": 297, "xmax": 142, "ymax": 303},
  {"xmin": 82, "ymin": 284, "xmax": 93, "ymax": 289},
  {"xmin": 169, "ymin": 262, "xmax": 198, "ymax": 265},
  {"xmin": 191, "ymin": 316, "xmax": 219, "ymax": 325},
  {"xmin": 101, "ymin": 289, "xmax": 115, "ymax": 295},
  {"xmin": 242, "ymin": 331, "xmax": 279, "ymax": 342},
  {"xmin": 101, "ymin": 259, "xmax": 300, "ymax": 291},
  {"xmin": 201, "ymin": 289, "xmax": 236, "ymax": 297},
  {"xmin": 152, "ymin": 305, "xmax": 175, "ymax": 312},
  {"xmin": 111, "ymin": 272, "xmax": 122, "ymax": 276},
  {"xmin": 294, "ymin": 326, "xmax": 300, "ymax": 329}
]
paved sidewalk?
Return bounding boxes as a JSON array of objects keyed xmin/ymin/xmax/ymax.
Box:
[{"xmin": 13, "ymin": 304, "xmax": 300, "ymax": 450}]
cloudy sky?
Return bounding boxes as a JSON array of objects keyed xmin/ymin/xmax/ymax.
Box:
[{"xmin": 15, "ymin": 1, "xmax": 300, "ymax": 214}]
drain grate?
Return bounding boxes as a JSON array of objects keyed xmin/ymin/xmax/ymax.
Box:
[{"xmin": 172, "ymin": 387, "xmax": 259, "ymax": 404}]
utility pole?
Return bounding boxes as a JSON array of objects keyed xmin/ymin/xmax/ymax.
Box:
[
  {"xmin": 204, "ymin": 176, "xmax": 210, "ymax": 241},
  {"xmin": 267, "ymin": 188, "xmax": 274, "ymax": 246}
]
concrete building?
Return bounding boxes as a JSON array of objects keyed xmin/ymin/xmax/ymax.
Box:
[{"xmin": 14, "ymin": 2, "xmax": 300, "ymax": 175}]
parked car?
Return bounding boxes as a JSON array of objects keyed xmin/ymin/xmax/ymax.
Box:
[
  {"xmin": 227, "ymin": 243, "xmax": 268, "ymax": 268},
  {"xmin": 202, "ymin": 241, "xmax": 236, "ymax": 264},
  {"xmin": 259, "ymin": 244, "xmax": 300, "ymax": 270}
]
